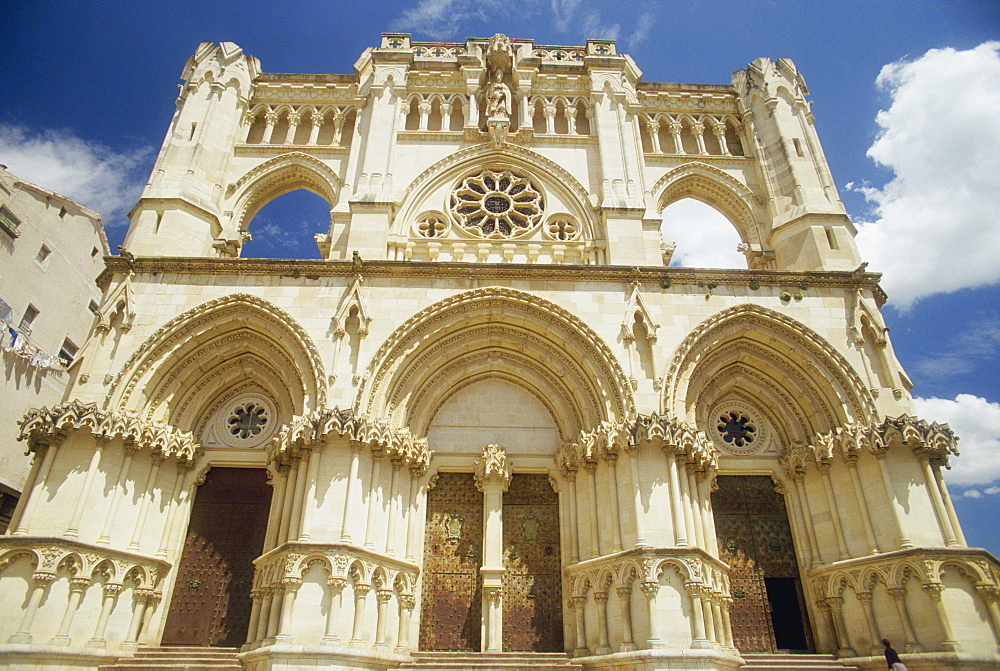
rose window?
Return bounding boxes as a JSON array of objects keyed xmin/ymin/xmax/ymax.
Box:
[
  {"xmin": 228, "ymin": 402, "xmax": 269, "ymax": 440},
  {"xmin": 717, "ymin": 411, "xmax": 756, "ymax": 448},
  {"xmin": 449, "ymin": 170, "xmax": 543, "ymax": 238}
]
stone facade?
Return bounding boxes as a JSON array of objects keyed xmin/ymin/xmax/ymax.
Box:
[
  {"xmin": 1, "ymin": 34, "xmax": 998, "ymax": 671},
  {"xmin": 0, "ymin": 166, "xmax": 108, "ymax": 528}
]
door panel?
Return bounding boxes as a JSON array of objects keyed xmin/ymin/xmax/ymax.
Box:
[
  {"xmin": 162, "ymin": 467, "xmax": 271, "ymax": 647},
  {"xmin": 419, "ymin": 473, "xmax": 483, "ymax": 651}
]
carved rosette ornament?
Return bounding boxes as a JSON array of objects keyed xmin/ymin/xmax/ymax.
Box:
[
  {"xmin": 473, "ymin": 443, "xmax": 513, "ymax": 492},
  {"xmin": 449, "ymin": 170, "xmax": 543, "ymax": 239}
]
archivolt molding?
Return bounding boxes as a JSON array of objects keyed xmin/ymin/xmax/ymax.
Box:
[
  {"xmin": 0, "ymin": 536, "xmax": 172, "ymax": 590},
  {"xmin": 106, "ymin": 293, "xmax": 326, "ymax": 416},
  {"xmin": 19, "ymin": 400, "xmax": 197, "ymax": 463},
  {"xmin": 358, "ymin": 287, "xmax": 634, "ymax": 428},
  {"xmin": 267, "ymin": 407, "xmax": 431, "ymax": 470},
  {"xmin": 394, "ymin": 143, "xmax": 597, "ymax": 238},
  {"xmin": 810, "ymin": 548, "xmax": 999, "ymax": 600},
  {"xmin": 662, "ymin": 304, "xmax": 876, "ymax": 427},
  {"xmin": 779, "ymin": 414, "xmax": 960, "ymax": 477},
  {"xmin": 650, "ymin": 161, "xmax": 763, "ymax": 245}
]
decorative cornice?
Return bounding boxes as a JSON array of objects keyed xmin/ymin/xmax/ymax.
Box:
[
  {"xmin": 99, "ymin": 256, "xmax": 885, "ymax": 293},
  {"xmin": 268, "ymin": 407, "xmax": 431, "ymax": 470},
  {"xmin": 18, "ymin": 400, "xmax": 197, "ymax": 463}
]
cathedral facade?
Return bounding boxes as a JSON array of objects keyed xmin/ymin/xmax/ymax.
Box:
[{"xmin": 1, "ymin": 34, "xmax": 998, "ymax": 671}]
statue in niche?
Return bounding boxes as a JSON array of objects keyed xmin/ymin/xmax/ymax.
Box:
[{"xmin": 486, "ymin": 70, "xmax": 511, "ymax": 120}]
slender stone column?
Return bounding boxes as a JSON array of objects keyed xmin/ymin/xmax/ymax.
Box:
[
  {"xmin": 14, "ymin": 441, "xmax": 61, "ymax": 535},
  {"xmin": 918, "ymin": 456, "xmax": 958, "ymax": 547},
  {"xmin": 571, "ymin": 595, "xmax": 589, "ymax": 655},
  {"xmin": 665, "ymin": 450, "xmax": 687, "ymax": 546},
  {"xmin": 97, "ymin": 444, "xmax": 137, "ymax": 545},
  {"xmin": 777, "ymin": 478, "xmax": 812, "ymax": 568},
  {"xmin": 887, "ymin": 587, "xmax": 922, "ymax": 653},
  {"xmin": 265, "ymin": 585, "xmax": 283, "ymax": 640},
  {"xmin": 713, "ymin": 121, "xmax": 731, "ymax": 155},
  {"xmin": 349, "ymin": 583, "xmax": 371, "ymax": 646},
  {"xmin": 87, "ymin": 583, "xmax": 123, "ymax": 647},
  {"xmin": 875, "ymin": 451, "xmax": 913, "ymax": 549},
  {"xmin": 9, "ymin": 572, "xmax": 56, "ymax": 642},
  {"xmin": 565, "ymin": 467, "xmax": 581, "ymax": 562},
  {"xmin": 299, "ymin": 444, "xmax": 323, "ymax": 541},
  {"xmin": 720, "ymin": 596, "xmax": 736, "ymax": 649},
  {"xmin": 825, "ymin": 596, "xmax": 857, "ymax": 657},
  {"xmin": 703, "ymin": 476, "xmax": 720, "ymax": 558},
  {"xmin": 818, "ymin": 463, "xmax": 850, "ymax": 560},
  {"xmin": 157, "ymin": 464, "xmax": 191, "ymax": 558},
  {"xmin": 793, "ymin": 473, "xmax": 822, "ymax": 567},
  {"xmin": 975, "ymin": 586, "xmax": 1000, "ymax": 651},
  {"xmin": 254, "ymin": 588, "xmax": 274, "ymax": 644},
  {"xmin": 261, "ymin": 111, "xmax": 277, "ymax": 144},
  {"xmin": 247, "ymin": 590, "xmax": 263, "ymax": 646},
  {"xmin": 604, "ymin": 452, "xmax": 624, "ymax": 552},
  {"xmin": 923, "ymin": 583, "xmax": 958, "ymax": 651},
  {"xmin": 711, "ymin": 595, "xmax": 726, "ymax": 647},
  {"xmin": 683, "ymin": 582, "xmax": 710, "ymax": 648},
  {"xmin": 341, "ymin": 441, "xmax": 363, "ymax": 543},
  {"xmin": 584, "ymin": 461, "xmax": 602, "ymax": 557},
  {"xmin": 277, "ymin": 460, "xmax": 299, "ymax": 544},
  {"xmin": 274, "ymin": 578, "xmax": 302, "ymax": 642},
  {"xmin": 474, "ymin": 445, "xmax": 511, "ymax": 653},
  {"xmin": 845, "ymin": 456, "xmax": 879, "ymax": 554},
  {"xmin": 374, "ymin": 589, "xmax": 393, "ymax": 648},
  {"xmin": 307, "ymin": 113, "xmax": 322, "ymax": 145},
  {"xmin": 687, "ymin": 468, "xmax": 706, "ymax": 548},
  {"xmin": 129, "ymin": 454, "xmax": 164, "ymax": 551},
  {"xmin": 324, "ymin": 578, "xmax": 347, "ymax": 643},
  {"xmin": 677, "ymin": 459, "xmax": 697, "ymax": 547},
  {"xmin": 933, "ymin": 464, "xmax": 966, "ymax": 546},
  {"xmin": 395, "ymin": 594, "xmax": 415, "ymax": 653},
  {"xmin": 287, "ymin": 452, "xmax": 310, "ymax": 542},
  {"xmin": 692, "ymin": 121, "xmax": 707, "ymax": 154},
  {"xmin": 123, "ymin": 588, "xmax": 154, "ymax": 648},
  {"xmin": 625, "ymin": 444, "xmax": 646, "ymax": 547},
  {"xmin": 364, "ymin": 450, "xmax": 384, "ymax": 550},
  {"xmin": 594, "ymin": 591, "xmax": 611, "ymax": 654},
  {"xmin": 285, "ymin": 113, "xmax": 300, "ymax": 145},
  {"xmin": 404, "ymin": 467, "xmax": 420, "ymax": 561},
  {"xmin": 51, "ymin": 576, "xmax": 91, "ymax": 645},
  {"xmin": 385, "ymin": 459, "xmax": 403, "ymax": 556},
  {"xmin": 646, "ymin": 119, "xmax": 661, "ymax": 153},
  {"xmin": 66, "ymin": 443, "xmax": 104, "ymax": 537},
  {"xmin": 669, "ymin": 120, "xmax": 684, "ymax": 154},
  {"xmin": 641, "ymin": 581, "xmax": 662, "ymax": 647},
  {"xmin": 856, "ymin": 591, "xmax": 881, "ymax": 654},
  {"xmin": 701, "ymin": 591, "xmax": 716, "ymax": 644},
  {"xmin": 261, "ymin": 466, "xmax": 288, "ymax": 551},
  {"xmin": 617, "ymin": 585, "xmax": 636, "ymax": 651}
]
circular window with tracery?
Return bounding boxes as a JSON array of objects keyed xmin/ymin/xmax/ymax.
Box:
[
  {"xmin": 210, "ymin": 394, "xmax": 277, "ymax": 449},
  {"xmin": 449, "ymin": 169, "xmax": 543, "ymax": 238},
  {"xmin": 708, "ymin": 400, "xmax": 771, "ymax": 456}
]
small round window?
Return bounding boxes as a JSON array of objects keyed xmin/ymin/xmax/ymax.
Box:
[
  {"xmin": 209, "ymin": 394, "xmax": 277, "ymax": 449},
  {"xmin": 708, "ymin": 400, "xmax": 771, "ymax": 456},
  {"xmin": 228, "ymin": 401, "xmax": 269, "ymax": 440}
]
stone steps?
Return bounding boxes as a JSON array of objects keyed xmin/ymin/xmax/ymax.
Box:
[
  {"xmin": 740, "ymin": 652, "xmax": 860, "ymax": 670},
  {"xmin": 99, "ymin": 646, "xmax": 243, "ymax": 671},
  {"xmin": 400, "ymin": 651, "xmax": 583, "ymax": 670}
]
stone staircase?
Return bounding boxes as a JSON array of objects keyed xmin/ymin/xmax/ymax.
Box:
[
  {"xmin": 399, "ymin": 651, "xmax": 583, "ymax": 670},
  {"xmin": 98, "ymin": 646, "xmax": 243, "ymax": 670},
  {"xmin": 740, "ymin": 652, "xmax": 860, "ymax": 670}
]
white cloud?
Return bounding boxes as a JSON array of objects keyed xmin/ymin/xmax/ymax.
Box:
[
  {"xmin": 661, "ymin": 198, "xmax": 746, "ymax": 268},
  {"xmin": 913, "ymin": 394, "xmax": 1000, "ymax": 488},
  {"xmin": 853, "ymin": 42, "xmax": 1000, "ymax": 309},
  {"xmin": 0, "ymin": 124, "xmax": 151, "ymax": 227}
]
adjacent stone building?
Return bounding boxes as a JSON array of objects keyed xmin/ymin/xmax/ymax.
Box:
[
  {"xmin": 0, "ymin": 166, "xmax": 108, "ymax": 530},
  {"xmin": 1, "ymin": 34, "xmax": 998, "ymax": 671}
]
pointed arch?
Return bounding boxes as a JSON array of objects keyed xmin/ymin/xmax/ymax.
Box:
[
  {"xmin": 662, "ymin": 304, "xmax": 875, "ymax": 446},
  {"xmin": 225, "ymin": 151, "xmax": 341, "ymax": 235},
  {"xmin": 357, "ymin": 287, "xmax": 633, "ymax": 440},
  {"xmin": 105, "ymin": 294, "xmax": 326, "ymax": 430},
  {"xmin": 650, "ymin": 161, "xmax": 764, "ymax": 247}
]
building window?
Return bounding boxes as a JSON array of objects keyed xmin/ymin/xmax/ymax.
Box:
[
  {"xmin": 59, "ymin": 338, "xmax": 78, "ymax": 366},
  {"xmin": 19, "ymin": 305, "xmax": 38, "ymax": 334},
  {"xmin": 0, "ymin": 205, "xmax": 20, "ymax": 238},
  {"xmin": 36, "ymin": 244, "xmax": 51, "ymax": 265}
]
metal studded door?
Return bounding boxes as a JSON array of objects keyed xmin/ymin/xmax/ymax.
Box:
[
  {"xmin": 502, "ymin": 474, "xmax": 563, "ymax": 652},
  {"xmin": 712, "ymin": 475, "xmax": 811, "ymax": 653},
  {"xmin": 419, "ymin": 473, "xmax": 484, "ymax": 651},
  {"xmin": 162, "ymin": 467, "xmax": 271, "ymax": 646}
]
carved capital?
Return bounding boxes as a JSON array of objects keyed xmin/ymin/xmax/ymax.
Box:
[
  {"xmin": 473, "ymin": 444, "xmax": 512, "ymax": 492},
  {"xmin": 639, "ymin": 581, "xmax": 659, "ymax": 598},
  {"xmin": 485, "ymin": 586, "xmax": 503, "ymax": 604},
  {"xmin": 327, "ymin": 577, "xmax": 348, "ymax": 593},
  {"xmin": 616, "ymin": 586, "xmax": 633, "ymax": 600},
  {"xmin": 570, "ymin": 595, "xmax": 588, "ymax": 610},
  {"xmin": 399, "ymin": 594, "xmax": 416, "ymax": 610},
  {"xmin": 376, "ymin": 589, "xmax": 393, "ymax": 603},
  {"xmin": 593, "ymin": 590, "xmax": 609, "ymax": 605},
  {"xmin": 922, "ymin": 583, "xmax": 944, "ymax": 601}
]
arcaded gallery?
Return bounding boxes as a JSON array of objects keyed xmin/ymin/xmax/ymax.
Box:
[{"xmin": 1, "ymin": 33, "xmax": 998, "ymax": 671}]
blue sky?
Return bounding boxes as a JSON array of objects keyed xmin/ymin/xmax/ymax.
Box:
[{"xmin": 2, "ymin": 1, "xmax": 998, "ymax": 554}]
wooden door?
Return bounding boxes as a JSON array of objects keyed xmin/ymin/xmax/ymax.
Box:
[
  {"xmin": 502, "ymin": 474, "xmax": 563, "ymax": 652},
  {"xmin": 419, "ymin": 473, "xmax": 483, "ymax": 651},
  {"xmin": 712, "ymin": 475, "xmax": 811, "ymax": 653},
  {"xmin": 162, "ymin": 467, "xmax": 271, "ymax": 646}
]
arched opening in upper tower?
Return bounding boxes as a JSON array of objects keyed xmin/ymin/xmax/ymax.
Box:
[
  {"xmin": 240, "ymin": 189, "xmax": 329, "ymax": 259},
  {"xmin": 660, "ymin": 198, "xmax": 746, "ymax": 268}
]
